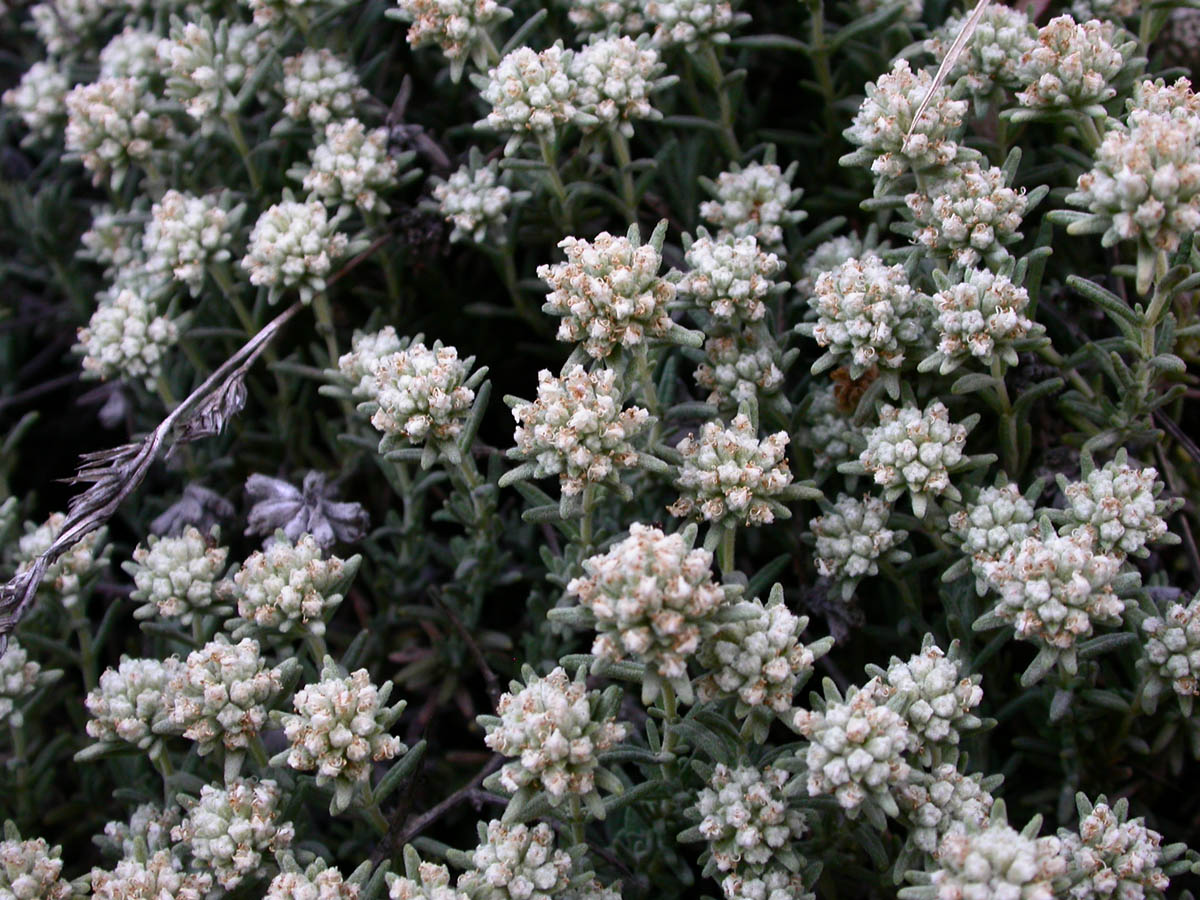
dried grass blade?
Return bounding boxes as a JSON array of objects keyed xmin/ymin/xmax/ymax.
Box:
[{"xmin": 906, "ymin": 0, "xmax": 992, "ymax": 142}]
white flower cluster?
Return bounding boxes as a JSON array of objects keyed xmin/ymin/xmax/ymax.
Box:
[
  {"xmin": 949, "ymin": 482, "xmax": 1039, "ymax": 593},
  {"xmin": 172, "ymin": 778, "xmax": 295, "ymax": 891},
  {"xmin": 165, "ymin": 636, "xmax": 284, "ymax": 755},
  {"xmin": 337, "ymin": 326, "xmax": 402, "ymax": 397},
  {"xmin": 30, "ymin": 0, "xmax": 108, "ymax": 56},
  {"xmin": 3, "ymin": 60, "xmax": 70, "ymax": 141},
  {"xmin": 507, "ymin": 366, "xmax": 651, "ymax": 497},
  {"xmin": 797, "ymin": 234, "xmax": 863, "ymax": 296},
  {"xmin": 159, "ymin": 20, "xmax": 267, "ymax": 125},
  {"xmin": 0, "ymin": 639, "xmax": 47, "ymax": 727},
  {"xmin": 922, "ymin": 268, "xmax": 1037, "ymax": 375},
  {"xmin": 0, "ymin": 834, "xmax": 80, "ymax": 900},
  {"xmin": 456, "ymin": 820, "xmax": 574, "ymax": 900},
  {"xmin": 64, "ymin": 77, "xmax": 175, "ymax": 188},
  {"xmin": 99, "ymin": 26, "xmax": 162, "ymax": 81},
  {"xmin": 1127, "ymin": 77, "xmax": 1200, "ymax": 124},
  {"xmin": 481, "ymin": 666, "xmax": 626, "ymax": 807},
  {"xmin": 14, "ymin": 513, "xmax": 109, "ymax": 609},
  {"xmin": 811, "ymin": 494, "xmax": 908, "ymax": 600},
  {"xmin": 696, "ymin": 587, "xmax": 830, "ymax": 723},
  {"xmin": 797, "ymin": 385, "xmax": 860, "ymax": 481},
  {"xmin": 692, "ymin": 763, "xmax": 806, "ymax": 874},
  {"xmin": 1071, "ymin": 0, "xmax": 1138, "ymax": 20},
  {"xmin": 563, "ymin": 879, "xmax": 623, "ymax": 900},
  {"xmin": 387, "ymin": 857, "xmax": 469, "ymax": 900},
  {"xmin": 280, "ymin": 49, "xmax": 367, "ymax": 125},
  {"xmin": 76, "ymin": 288, "xmax": 180, "ymax": 389},
  {"xmin": 1139, "ymin": 592, "xmax": 1200, "ymax": 713},
  {"xmin": 1015, "ymin": 15, "xmax": 1128, "ymax": 110},
  {"xmin": 479, "ymin": 44, "xmax": 581, "ymax": 152},
  {"xmin": 241, "ymin": 197, "xmax": 350, "ymax": 304},
  {"xmin": 126, "ymin": 526, "xmax": 229, "ymax": 623},
  {"xmin": 1061, "ymin": 797, "xmax": 1169, "ymax": 900},
  {"xmin": 644, "ymin": 0, "xmax": 747, "ymax": 48},
  {"xmin": 669, "ymin": 414, "xmax": 794, "ymax": 527},
  {"xmin": 80, "ymin": 204, "xmax": 143, "ymax": 273},
  {"xmin": 245, "ymin": 0, "xmax": 351, "ymax": 28},
  {"xmin": 433, "ymin": 159, "xmax": 517, "ymax": 244},
  {"xmin": 798, "ymin": 255, "xmax": 923, "ymax": 378},
  {"xmin": 99, "ymin": 804, "xmax": 180, "ymax": 858},
  {"xmin": 678, "ymin": 231, "xmax": 786, "ymax": 324},
  {"xmin": 566, "ymin": 523, "xmax": 726, "ymax": 696},
  {"xmin": 977, "ymin": 529, "xmax": 1125, "ymax": 667},
  {"xmin": 694, "ymin": 328, "xmax": 785, "ymax": 411},
  {"xmin": 562, "ymin": 0, "xmax": 645, "ymax": 35},
  {"xmin": 278, "ymin": 661, "xmax": 405, "ymax": 812},
  {"xmin": 854, "ymin": 402, "xmax": 971, "ymax": 517},
  {"xmin": 295, "ymin": 118, "xmax": 399, "ymax": 213},
  {"xmin": 90, "ymin": 850, "xmax": 213, "ymax": 900},
  {"xmin": 896, "ymin": 765, "xmax": 996, "ymax": 855},
  {"xmin": 368, "ymin": 340, "xmax": 476, "ymax": 449},
  {"xmin": 85, "ymin": 656, "xmax": 177, "ymax": 749},
  {"xmin": 841, "ymin": 59, "xmax": 969, "ymax": 180},
  {"xmin": 905, "ymin": 163, "xmax": 1028, "ymax": 267},
  {"xmin": 1066, "ymin": 99, "xmax": 1200, "ymax": 258},
  {"xmin": 699, "ymin": 162, "xmax": 804, "ymax": 249},
  {"xmin": 885, "ymin": 639, "xmax": 983, "ymax": 761},
  {"xmin": 389, "ymin": 0, "xmax": 512, "ymax": 81},
  {"xmin": 539, "ymin": 229, "xmax": 676, "ymax": 359},
  {"xmin": 915, "ymin": 821, "xmax": 1067, "ymax": 900},
  {"xmin": 1057, "ymin": 455, "xmax": 1176, "ymax": 557},
  {"xmin": 570, "ymin": 36, "xmax": 671, "ymax": 136},
  {"xmin": 144, "ymin": 190, "xmax": 239, "ymax": 296},
  {"xmin": 232, "ymin": 533, "xmax": 353, "ymax": 637},
  {"xmin": 265, "ymin": 860, "xmax": 358, "ymax": 900},
  {"xmin": 791, "ymin": 678, "xmax": 915, "ymax": 816},
  {"xmin": 924, "ymin": 4, "xmax": 1035, "ymax": 101}
]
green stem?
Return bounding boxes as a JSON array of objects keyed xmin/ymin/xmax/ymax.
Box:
[
  {"xmin": 608, "ymin": 126, "xmax": 638, "ymax": 223},
  {"xmin": 1038, "ymin": 344, "xmax": 1096, "ymax": 401},
  {"xmin": 248, "ymin": 735, "xmax": 271, "ymax": 771},
  {"xmin": 366, "ymin": 210, "xmax": 402, "ymax": 310},
  {"xmin": 807, "ymin": 0, "xmax": 839, "ymax": 142},
  {"xmin": 700, "ymin": 43, "xmax": 741, "ymax": 161},
  {"xmin": 209, "ymin": 263, "xmax": 259, "ymax": 338},
  {"xmin": 10, "ymin": 719, "xmax": 29, "ymax": 821},
  {"xmin": 719, "ymin": 524, "xmax": 736, "ymax": 576},
  {"xmin": 491, "ymin": 245, "xmax": 541, "ymax": 330},
  {"xmin": 580, "ymin": 484, "xmax": 595, "ymax": 552},
  {"xmin": 305, "ymin": 632, "xmax": 329, "ymax": 667},
  {"xmin": 569, "ymin": 795, "xmax": 586, "ymax": 845},
  {"xmin": 990, "ymin": 357, "xmax": 1019, "ymax": 476},
  {"xmin": 1075, "ymin": 114, "xmax": 1104, "ymax": 152},
  {"xmin": 224, "ymin": 113, "xmax": 262, "ymax": 195},
  {"xmin": 70, "ymin": 604, "xmax": 98, "ymax": 692},
  {"xmin": 537, "ymin": 134, "xmax": 572, "ymax": 230}
]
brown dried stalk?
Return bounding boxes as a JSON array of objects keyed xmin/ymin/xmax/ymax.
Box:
[
  {"xmin": 906, "ymin": 0, "xmax": 992, "ymax": 143},
  {"xmin": 0, "ymin": 301, "xmax": 302, "ymax": 656}
]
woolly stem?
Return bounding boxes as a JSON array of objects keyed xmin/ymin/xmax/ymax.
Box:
[
  {"xmin": 366, "ymin": 209, "xmax": 402, "ymax": 310},
  {"xmin": 361, "ymin": 782, "xmax": 391, "ymax": 835},
  {"xmin": 609, "ymin": 126, "xmax": 638, "ymax": 223},
  {"xmin": 700, "ymin": 43, "xmax": 742, "ymax": 161},
  {"xmin": 719, "ymin": 524, "xmax": 737, "ymax": 576},
  {"xmin": 569, "ymin": 795, "xmax": 586, "ymax": 844},
  {"xmin": 580, "ymin": 484, "xmax": 596, "ymax": 552},
  {"xmin": 224, "ymin": 113, "xmax": 262, "ymax": 195},
  {"xmin": 989, "ymin": 357, "xmax": 1019, "ymax": 476},
  {"xmin": 538, "ymin": 133, "xmax": 572, "ymax": 230}
]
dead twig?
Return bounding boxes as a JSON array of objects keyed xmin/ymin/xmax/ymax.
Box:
[{"xmin": 389, "ymin": 755, "xmax": 503, "ymax": 851}]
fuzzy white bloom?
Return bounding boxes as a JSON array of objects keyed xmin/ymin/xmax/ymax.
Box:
[
  {"xmin": 979, "ymin": 529, "xmax": 1125, "ymax": 658},
  {"xmin": 720, "ymin": 869, "xmax": 814, "ymax": 900},
  {"xmin": 0, "ymin": 640, "xmax": 44, "ymax": 727},
  {"xmin": 266, "ymin": 867, "xmax": 358, "ymax": 900},
  {"xmin": 30, "ymin": 0, "xmax": 108, "ymax": 56},
  {"xmin": 570, "ymin": 35, "xmax": 671, "ymax": 136},
  {"xmin": 562, "ymin": 879, "xmax": 623, "ymax": 900},
  {"xmin": 699, "ymin": 162, "xmax": 804, "ymax": 249},
  {"xmin": 90, "ymin": 849, "xmax": 213, "ymax": 900},
  {"xmin": 64, "ymin": 77, "xmax": 175, "ymax": 188},
  {"xmin": 841, "ymin": 59, "xmax": 969, "ymax": 180},
  {"xmin": 812, "ymin": 494, "xmax": 907, "ymax": 593},
  {"xmin": 76, "ymin": 288, "xmax": 179, "ymax": 389},
  {"xmin": 669, "ymin": 415, "xmax": 794, "ymax": 527},
  {"xmin": 432, "ymin": 160, "xmax": 516, "ymax": 244},
  {"xmin": 388, "ymin": 860, "xmax": 470, "ymax": 900},
  {"xmin": 481, "ymin": 666, "xmax": 626, "ymax": 804},
  {"xmin": 855, "ymin": 402, "xmax": 970, "ymax": 515},
  {"xmin": 1057, "ymin": 456, "xmax": 1175, "ymax": 557},
  {"xmin": 695, "ymin": 328, "xmax": 785, "ymax": 411},
  {"xmin": 791, "ymin": 678, "xmax": 915, "ymax": 815},
  {"xmin": 797, "ymin": 385, "xmax": 861, "ymax": 480},
  {"xmin": 679, "ymin": 231, "xmax": 786, "ymax": 324},
  {"xmin": 1015, "ymin": 15, "xmax": 1128, "ymax": 110},
  {"xmin": 80, "ymin": 204, "xmax": 143, "ymax": 273},
  {"xmin": 566, "ymin": 523, "xmax": 727, "ymax": 683},
  {"xmin": 1126, "ymin": 77, "xmax": 1200, "ymax": 125},
  {"xmin": 15, "ymin": 512, "xmax": 109, "ymax": 610},
  {"xmin": 280, "ymin": 49, "xmax": 367, "ymax": 124},
  {"xmin": 232, "ymin": 533, "xmax": 352, "ymax": 637},
  {"xmin": 389, "ymin": 0, "xmax": 512, "ymax": 81},
  {"xmin": 479, "ymin": 44, "xmax": 581, "ymax": 152},
  {"xmin": 295, "ymin": 118, "xmax": 399, "ymax": 213},
  {"xmin": 507, "ymin": 365, "xmax": 652, "ymax": 496},
  {"xmin": 692, "ymin": 763, "xmax": 806, "ymax": 874},
  {"xmin": 99, "ymin": 26, "xmax": 162, "ymax": 82},
  {"xmin": 924, "ymin": 5, "xmax": 1035, "ymax": 100},
  {"xmin": 1061, "ymin": 798, "xmax": 1168, "ymax": 900},
  {"xmin": 922, "ymin": 268, "xmax": 1036, "ymax": 374},
  {"xmin": 337, "ymin": 327, "xmax": 403, "ymax": 398},
  {"xmin": 798, "ymin": 255, "xmax": 923, "ymax": 378},
  {"xmin": 143, "ymin": 190, "xmax": 239, "ymax": 295},
  {"xmin": 797, "ymin": 234, "xmax": 863, "ymax": 295},
  {"xmin": 1141, "ymin": 592, "xmax": 1200, "ymax": 711},
  {"xmin": 85, "ymin": 656, "xmax": 178, "ymax": 748},
  {"xmin": 562, "ymin": 0, "xmax": 644, "ymax": 36},
  {"xmin": 369, "ymin": 341, "xmax": 476, "ymax": 446},
  {"xmin": 279, "ymin": 662, "xmax": 405, "ymax": 809},
  {"xmin": 172, "ymin": 779, "xmax": 295, "ymax": 891},
  {"xmin": 456, "ymin": 820, "xmax": 574, "ymax": 900},
  {"xmin": 1065, "ymin": 109, "xmax": 1200, "ymax": 256},
  {"xmin": 950, "ymin": 483, "xmax": 1039, "ymax": 593},
  {"xmin": 895, "ymin": 765, "xmax": 996, "ymax": 855},
  {"xmin": 925, "ymin": 823, "xmax": 1068, "ymax": 900},
  {"xmin": 644, "ymin": 0, "xmax": 747, "ymax": 48},
  {"xmin": 125, "ymin": 526, "xmax": 229, "ymax": 623},
  {"xmin": 245, "ymin": 0, "xmax": 351, "ymax": 28},
  {"xmin": 1071, "ymin": 0, "xmax": 1137, "ymax": 20},
  {"xmin": 905, "ymin": 163, "xmax": 1028, "ymax": 267},
  {"xmin": 165, "ymin": 636, "xmax": 284, "ymax": 755},
  {"xmin": 3, "ymin": 60, "xmax": 70, "ymax": 141},
  {"xmin": 0, "ymin": 835, "xmax": 80, "ymax": 899},
  {"xmin": 241, "ymin": 197, "xmax": 350, "ymax": 304},
  {"xmin": 99, "ymin": 804, "xmax": 181, "ymax": 859},
  {"xmin": 885, "ymin": 639, "xmax": 983, "ymax": 759},
  {"xmin": 539, "ymin": 229, "xmax": 676, "ymax": 359},
  {"xmin": 159, "ymin": 20, "xmax": 268, "ymax": 125}
]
